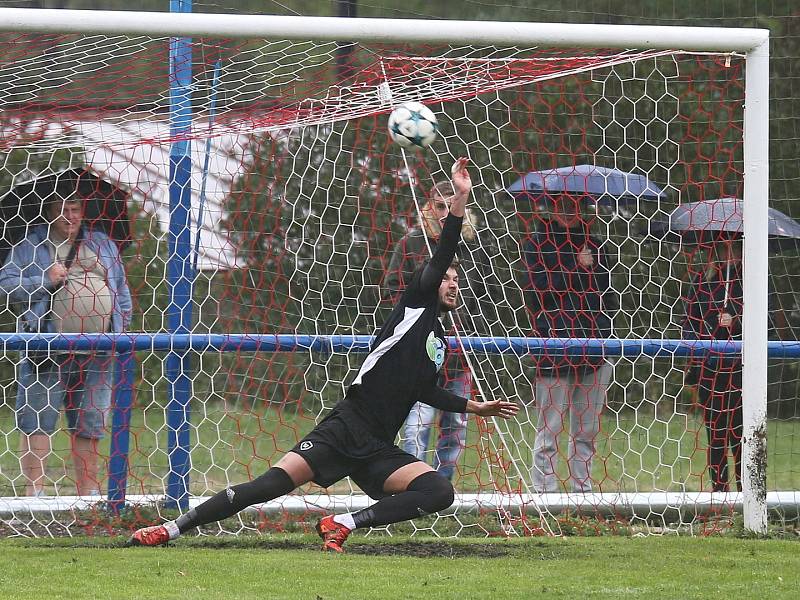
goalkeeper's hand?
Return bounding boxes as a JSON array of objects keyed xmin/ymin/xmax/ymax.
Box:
[
  {"xmin": 448, "ymin": 157, "xmax": 471, "ymax": 218},
  {"xmin": 466, "ymin": 398, "xmax": 519, "ymax": 419}
]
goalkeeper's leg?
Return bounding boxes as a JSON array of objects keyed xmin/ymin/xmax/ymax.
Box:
[
  {"xmin": 318, "ymin": 464, "xmax": 453, "ymax": 552},
  {"xmin": 128, "ymin": 453, "xmax": 312, "ymax": 546}
]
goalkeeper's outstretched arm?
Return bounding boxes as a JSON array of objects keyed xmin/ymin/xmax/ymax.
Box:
[
  {"xmin": 423, "ymin": 385, "xmax": 519, "ymax": 420},
  {"xmin": 418, "ymin": 158, "xmax": 472, "ymax": 294}
]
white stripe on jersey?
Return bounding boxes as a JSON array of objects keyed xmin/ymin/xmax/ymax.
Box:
[{"xmin": 352, "ymin": 306, "xmax": 425, "ymax": 386}]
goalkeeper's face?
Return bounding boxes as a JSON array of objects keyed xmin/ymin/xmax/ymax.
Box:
[{"xmin": 438, "ymin": 266, "xmax": 459, "ymax": 312}]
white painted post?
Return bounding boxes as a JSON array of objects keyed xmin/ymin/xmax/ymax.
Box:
[{"xmin": 742, "ymin": 37, "xmax": 770, "ymax": 534}]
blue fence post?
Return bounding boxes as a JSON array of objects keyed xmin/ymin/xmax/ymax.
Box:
[
  {"xmin": 165, "ymin": 0, "xmax": 194, "ymax": 510},
  {"xmin": 107, "ymin": 350, "xmax": 135, "ymax": 513}
]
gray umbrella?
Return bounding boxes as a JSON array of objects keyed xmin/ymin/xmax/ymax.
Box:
[
  {"xmin": 506, "ymin": 164, "xmax": 666, "ymax": 210},
  {"xmin": 649, "ymin": 198, "xmax": 800, "ymax": 250}
]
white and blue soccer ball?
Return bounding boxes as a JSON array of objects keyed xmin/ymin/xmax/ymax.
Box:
[{"xmin": 387, "ymin": 101, "xmax": 439, "ymax": 149}]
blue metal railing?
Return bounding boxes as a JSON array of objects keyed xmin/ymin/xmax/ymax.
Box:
[
  {"xmin": 5, "ymin": 333, "xmax": 798, "ymax": 511},
  {"xmin": 3, "ymin": 333, "xmax": 798, "ymax": 356}
]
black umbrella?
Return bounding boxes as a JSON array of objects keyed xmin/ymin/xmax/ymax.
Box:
[
  {"xmin": 648, "ymin": 198, "xmax": 800, "ymax": 251},
  {"xmin": 0, "ymin": 168, "xmax": 132, "ymax": 266}
]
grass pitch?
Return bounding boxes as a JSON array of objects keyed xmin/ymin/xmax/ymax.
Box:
[{"xmin": 0, "ymin": 534, "xmax": 797, "ymax": 600}]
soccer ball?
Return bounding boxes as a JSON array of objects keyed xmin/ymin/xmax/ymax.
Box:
[{"xmin": 387, "ymin": 101, "xmax": 439, "ymax": 149}]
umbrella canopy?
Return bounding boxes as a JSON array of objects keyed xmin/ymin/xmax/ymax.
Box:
[
  {"xmin": 506, "ymin": 164, "xmax": 666, "ymax": 209},
  {"xmin": 0, "ymin": 168, "xmax": 131, "ymax": 266},
  {"xmin": 648, "ymin": 198, "xmax": 800, "ymax": 250}
]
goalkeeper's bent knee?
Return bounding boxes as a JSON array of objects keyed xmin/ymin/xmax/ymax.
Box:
[{"xmin": 407, "ymin": 471, "xmax": 455, "ymax": 514}]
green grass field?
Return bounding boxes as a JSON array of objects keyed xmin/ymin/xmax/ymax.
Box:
[
  {"xmin": 2, "ymin": 402, "xmax": 799, "ymax": 497},
  {"xmin": 0, "ymin": 535, "xmax": 798, "ymax": 600}
]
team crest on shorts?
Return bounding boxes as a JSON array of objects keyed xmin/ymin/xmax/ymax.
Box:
[
  {"xmin": 300, "ymin": 441, "xmax": 313, "ymax": 451},
  {"xmin": 425, "ymin": 331, "xmax": 445, "ymax": 372}
]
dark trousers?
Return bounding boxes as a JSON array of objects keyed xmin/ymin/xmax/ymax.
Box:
[{"xmin": 698, "ymin": 359, "xmax": 743, "ymax": 492}]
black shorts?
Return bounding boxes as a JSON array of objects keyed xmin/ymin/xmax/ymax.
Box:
[{"xmin": 290, "ymin": 414, "xmax": 419, "ymax": 499}]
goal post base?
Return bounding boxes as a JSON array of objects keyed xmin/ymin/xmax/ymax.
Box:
[{"xmin": 2, "ymin": 492, "xmax": 798, "ymax": 520}]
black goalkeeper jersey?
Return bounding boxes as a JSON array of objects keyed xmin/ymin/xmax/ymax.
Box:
[{"xmin": 319, "ymin": 213, "xmax": 469, "ymax": 458}]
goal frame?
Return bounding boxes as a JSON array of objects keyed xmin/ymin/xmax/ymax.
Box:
[{"xmin": 0, "ymin": 8, "xmax": 771, "ymax": 533}]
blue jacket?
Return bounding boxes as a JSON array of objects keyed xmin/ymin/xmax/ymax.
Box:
[{"xmin": 0, "ymin": 225, "xmax": 132, "ymax": 334}]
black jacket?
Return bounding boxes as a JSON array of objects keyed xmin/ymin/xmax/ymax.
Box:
[
  {"xmin": 683, "ymin": 261, "xmax": 743, "ymax": 342},
  {"xmin": 522, "ymin": 222, "xmax": 617, "ymax": 371},
  {"xmin": 682, "ymin": 262, "xmax": 744, "ymax": 394}
]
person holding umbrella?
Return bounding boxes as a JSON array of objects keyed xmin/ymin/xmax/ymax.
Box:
[
  {"xmin": 509, "ymin": 165, "xmax": 663, "ymax": 493},
  {"xmin": 0, "ymin": 179, "xmax": 132, "ymax": 497},
  {"xmin": 671, "ymin": 199, "xmax": 794, "ymax": 492},
  {"xmin": 682, "ymin": 233, "xmax": 752, "ymax": 492},
  {"xmin": 521, "ymin": 193, "xmax": 617, "ymax": 494}
]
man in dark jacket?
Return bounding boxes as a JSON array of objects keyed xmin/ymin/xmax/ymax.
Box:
[
  {"xmin": 683, "ymin": 237, "xmax": 744, "ymax": 492},
  {"xmin": 682, "ymin": 234, "xmax": 791, "ymax": 492},
  {"xmin": 522, "ymin": 194, "xmax": 616, "ymax": 493}
]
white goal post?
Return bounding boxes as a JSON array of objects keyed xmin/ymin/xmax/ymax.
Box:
[{"xmin": 0, "ymin": 8, "xmax": 779, "ymax": 537}]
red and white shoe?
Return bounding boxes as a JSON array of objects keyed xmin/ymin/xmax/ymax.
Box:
[
  {"xmin": 315, "ymin": 515, "xmax": 351, "ymax": 553},
  {"xmin": 127, "ymin": 525, "xmax": 171, "ymax": 547}
]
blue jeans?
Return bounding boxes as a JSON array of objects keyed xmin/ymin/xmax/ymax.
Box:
[
  {"xmin": 402, "ymin": 372, "xmax": 471, "ymax": 480},
  {"xmin": 16, "ymin": 353, "xmax": 114, "ymax": 440}
]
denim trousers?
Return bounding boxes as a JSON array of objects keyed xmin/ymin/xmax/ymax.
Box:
[
  {"xmin": 401, "ymin": 372, "xmax": 471, "ymax": 480},
  {"xmin": 16, "ymin": 353, "xmax": 114, "ymax": 440}
]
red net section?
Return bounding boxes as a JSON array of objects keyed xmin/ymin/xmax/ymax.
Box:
[{"xmin": 0, "ymin": 30, "xmax": 782, "ymax": 539}]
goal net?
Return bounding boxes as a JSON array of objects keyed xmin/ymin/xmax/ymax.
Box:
[{"xmin": 0, "ymin": 10, "xmax": 794, "ymax": 538}]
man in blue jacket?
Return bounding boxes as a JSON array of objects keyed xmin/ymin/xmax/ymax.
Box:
[
  {"xmin": 522, "ymin": 194, "xmax": 616, "ymax": 494},
  {"xmin": 0, "ymin": 193, "xmax": 132, "ymax": 497}
]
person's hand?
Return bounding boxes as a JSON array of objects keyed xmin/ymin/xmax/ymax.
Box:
[
  {"xmin": 48, "ymin": 262, "xmax": 69, "ymax": 287},
  {"xmin": 446, "ymin": 157, "xmax": 471, "ymax": 219},
  {"xmin": 577, "ymin": 245, "xmax": 595, "ymax": 268},
  {"xmin": 466, "ymin": 398, "xmax": 519, "ymax": 420},
  {"xmin": 719, "ymin": 312, "xmax": 733, "ymax": 327}
]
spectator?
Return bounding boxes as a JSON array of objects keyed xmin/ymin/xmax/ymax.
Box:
[
  {"xmin": 383, "ymin": 181, "xmax": 494, "ymax": 480},
  {"xmin": 682, "ymin": 233, "xmax": 788, "ymax": 492},
  {"xmin": 680, "ymin": 251, "xmax": 714, "ymax": 414},
  {"xmin": 522, "ymin": 194, "xmax": 616, "ymax": 493},
  {"xmin": 0, "ymin": 194, "xmax": 132, "ymax": 496}
]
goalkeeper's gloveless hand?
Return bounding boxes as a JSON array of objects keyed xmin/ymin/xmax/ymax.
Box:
[{"xmin": 466, "ymin": 398, "xmax": 519, "ymax": 419}]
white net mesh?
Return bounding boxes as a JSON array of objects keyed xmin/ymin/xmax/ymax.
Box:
[{"xmin": 0, "ymin": 19, "xmax": 796, "ymax": 538}]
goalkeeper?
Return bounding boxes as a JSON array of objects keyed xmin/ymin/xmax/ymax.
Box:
[{"xmin": 129, "ymin": 158, "xmax": 518, "ymax": 553}]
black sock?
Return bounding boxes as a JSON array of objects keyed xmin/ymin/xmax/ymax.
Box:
[
  {"xmin": 175, "ymin": 467, "xmax": 295, "ymax": 533},
  {"xmin": 352, "ymin": 471, "xmax": 454, "ymax": 529}
]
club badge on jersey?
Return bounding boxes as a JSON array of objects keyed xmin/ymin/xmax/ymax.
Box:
[{"xmin": 426, "ymin": 331, "xmax": 445, "ymax": 372}]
